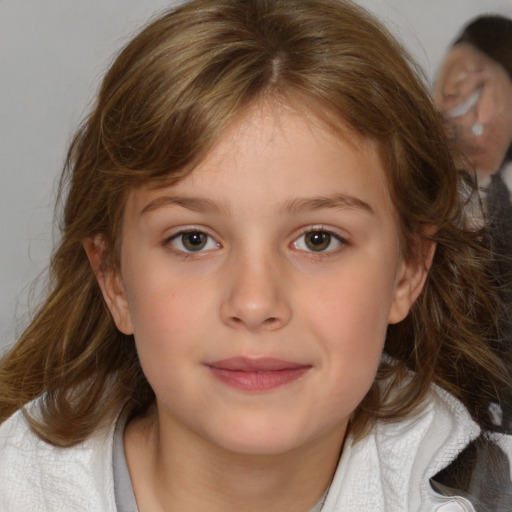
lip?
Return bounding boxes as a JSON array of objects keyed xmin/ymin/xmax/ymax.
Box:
[
  {"xmin": 446, "ymin": 88, "xmax": 481, "ymax": 118},
  {"xmin": 205, "ymin": 357, "xmax": 312, "ymax": 391}
]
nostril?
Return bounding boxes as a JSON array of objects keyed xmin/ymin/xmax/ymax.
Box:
[
  {"xmin": 229, "ymin": 316, "xmax": 279, "ymax": 327},
  {"xmin": 225, "ymin": 313, "xmax": 285, "ymax": 331},
  {"xmin": 230, "ymin": 317, "xmax": 244, "ymax": 326}
]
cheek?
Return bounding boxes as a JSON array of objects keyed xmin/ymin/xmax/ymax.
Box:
[
  {"xmin": 470, "ymin": 124, "xmax": 511, "ymax": 171},
  {"xmin": 304, "ymin": 270, "xmax": 393, "ymax": 361},
  {"xmin": 308, "ymin": 280, "xmax": 388, "ymax": 417},
  {"xmin": 497, "ymin": 109, "xmax": 512, "ymax": 151},
  {"xmin": 125, "ymin": 280, "xmax": 213, "ymax": 402},
  {"xmin": 124, "ymin": 270, "xmax": 214, "ymax": 361}
]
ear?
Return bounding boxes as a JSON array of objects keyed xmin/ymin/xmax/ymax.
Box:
[
  {"xmin": 83, "ymin": 235, "xmax": 134, "ymax": 335},
  {"xmin": 388, "ymin": 239, "xmax": 436, "ymax": 325}
]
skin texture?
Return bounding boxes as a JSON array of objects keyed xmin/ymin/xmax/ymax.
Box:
[
  {"xmin": 86, "ymin": 103, "xmax": 431, "ymax": 512},
  {"xmin": 434, "ymin": 43, "xmax": 512, "ymax": 183}
]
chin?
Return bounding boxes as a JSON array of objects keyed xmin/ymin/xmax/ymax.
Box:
[{"xmin": 203, "ymin": 416, "xmax": 319, "ymax": 457}]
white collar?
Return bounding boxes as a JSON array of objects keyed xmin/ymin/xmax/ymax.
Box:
[{"xmin": 320, "ymin": 385, "xmax": 481, "ymax": 511}]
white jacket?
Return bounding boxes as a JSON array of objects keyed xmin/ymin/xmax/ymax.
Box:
[{"xmin": 0, "ymin": 385, "xmax": 510, "ymax": 512}]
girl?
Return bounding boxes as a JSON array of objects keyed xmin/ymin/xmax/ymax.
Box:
[{"xmin": 1, "ymin": 0, "xmax": 511, "ymax": 510}]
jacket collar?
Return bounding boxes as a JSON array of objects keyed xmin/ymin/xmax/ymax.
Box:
[{"xmin": 321, "ymin": 385, "xmax": 480, "ymax": 511}]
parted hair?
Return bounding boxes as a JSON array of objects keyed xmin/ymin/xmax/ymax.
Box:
[{"xmin": 1, "ymin": 0, "xmax": 510, "ymax": 445}]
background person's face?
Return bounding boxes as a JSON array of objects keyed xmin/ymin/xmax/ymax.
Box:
[{"xmin": 434, "ymin": 43, "xmax": 512, "ymax": 181}]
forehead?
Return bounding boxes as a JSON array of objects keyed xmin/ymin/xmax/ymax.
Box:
[
  {"xmin": 439, "ymin": 43, "xmax": 497, "ymax": 75},
  {"xmin": 125, "ymin": 101, "xmax": 395, "ymax": 223}
]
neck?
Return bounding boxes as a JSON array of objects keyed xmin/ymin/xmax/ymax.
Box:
[{"xmin": 124, "ymin": 404, "xmax": 346, "ymax": 512}]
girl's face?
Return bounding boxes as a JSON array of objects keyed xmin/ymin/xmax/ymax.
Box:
[{"xmin": 95, "ymin": 103, "xmax": 429, "ymax": 457}]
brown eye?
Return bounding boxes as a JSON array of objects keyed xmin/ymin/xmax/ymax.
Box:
[
  {"xmin": 292, "ymin": 229, "xmax": 344, "ymax": 254},
  {"xmin": 304, "ymin": 231, "xmax": 332, "ymax": 251},
  {"xmin": 181, "ymin": 232, "xmax": 207, "ymax": 251},
  {"xmin": 169, "ymin": 230, "xmax": 219, "ymax": 253}
]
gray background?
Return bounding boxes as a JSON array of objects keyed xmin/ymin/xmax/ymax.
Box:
[{"xmin": 2, "ymin": 0, "xmax": 512, "ymax": 352}]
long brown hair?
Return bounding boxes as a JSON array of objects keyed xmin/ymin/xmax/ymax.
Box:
[{"xmin": 1, "ymin": 0, "xmax": 510, "ymax": 445}]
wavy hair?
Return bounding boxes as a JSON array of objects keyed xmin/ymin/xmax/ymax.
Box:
[{"xmin": 1, "ymin": 0, "xmax": 510, "ymax": 445}]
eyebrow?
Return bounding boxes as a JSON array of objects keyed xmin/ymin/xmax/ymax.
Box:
[
  {"xmin": 282, "ymin": 193, "xmax": 375, "ymax": 215},
  {"xmin": 140, "ymin": 196, "xmax": 229, "ymax": 215},
  {"xmin": 140, "ymin": 192, "xmax": 375, "ymax": 216}
]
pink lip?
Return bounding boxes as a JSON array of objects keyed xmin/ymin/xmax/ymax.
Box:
[{"xmin": 205, "ymin": 357, "xmax": 312, "ymax": 391}]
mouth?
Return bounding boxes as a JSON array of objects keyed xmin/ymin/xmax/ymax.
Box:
[
  {"xmin": 446, "ymin": 88, "xmax": 481, "ymax": 119},
  {"xmin": 205, "ymin": 357, "xmax": 312, "ymax": 391}
]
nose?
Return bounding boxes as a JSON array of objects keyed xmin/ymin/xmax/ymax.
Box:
[
  {"xmin": 219, "ymin": 251, "xmax": 292, "ymax": 332},
  {"xmin": 440, "ymin": 72, "xmax": 465, "ymax": 99}
]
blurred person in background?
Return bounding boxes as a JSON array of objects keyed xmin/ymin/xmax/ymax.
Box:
[{"xmin": 434, "ymin": 13, "xmax": 512, "ymax": 434}]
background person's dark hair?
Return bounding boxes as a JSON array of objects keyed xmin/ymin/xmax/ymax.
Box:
[{"xmin": 454, "ymin": 15, "xmax": 512, "ymax": 79}]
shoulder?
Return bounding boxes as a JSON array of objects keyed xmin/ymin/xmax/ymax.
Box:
[
  {"xmin": 321, "ymin": 385, "xmax": 485, "ymax": 511},
  {"xmin": 0, "ymin": 403, "xmax": 118, "ymax": 512},
  {"xmin": 374, "ymin": 385, "xmax": 484, "ymax": 506}
]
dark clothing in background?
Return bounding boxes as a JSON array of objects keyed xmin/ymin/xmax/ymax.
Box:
[{"xmin": 484, "ymin": 170, "xmax": 512, "ymax": 431}]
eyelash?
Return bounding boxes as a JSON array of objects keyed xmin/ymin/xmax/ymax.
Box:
[{"xmin": 163, "ymin": 227, "xmax": 347, "ymax": 256}]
